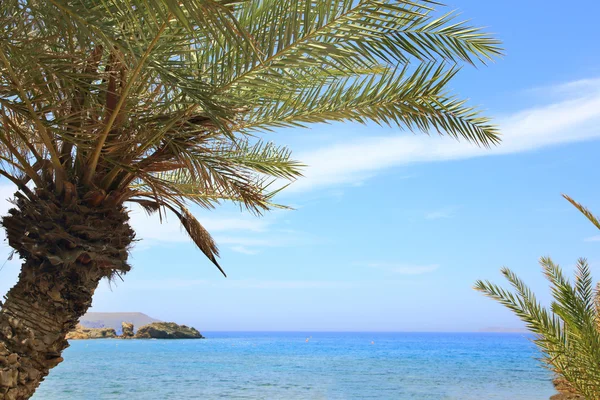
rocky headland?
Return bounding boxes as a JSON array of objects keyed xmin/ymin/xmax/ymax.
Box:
[
  {"xmin": 134, "ymin": 322, "xmax": 203, "ymax": 339},
  {"xmin": 66, "ymin": 321, "xmax": 203, "ymax": 340}
]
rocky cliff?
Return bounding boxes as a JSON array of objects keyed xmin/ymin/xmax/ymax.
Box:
[{"xmin": 134, "ymin": 322, "xmax": 203, "ymax": 339}]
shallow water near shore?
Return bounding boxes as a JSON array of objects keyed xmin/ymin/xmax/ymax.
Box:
[{"xmin": 33, "ymin": 332, "xmax": 555, "ymax": 399}]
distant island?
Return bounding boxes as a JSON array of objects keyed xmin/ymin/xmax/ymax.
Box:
[{"xmin": 67, "ymin": 312, "xmax": 203, "ymax": 340}]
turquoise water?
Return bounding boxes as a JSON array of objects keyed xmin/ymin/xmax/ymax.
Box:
[{"xmin": 33, "ymin": 332, "xmax": 556, "ymax": 399}]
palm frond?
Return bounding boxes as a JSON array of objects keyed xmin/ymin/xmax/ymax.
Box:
[
  {"xmin": 575, "ymin": 258, "xmax": 595, "ymax": 315},
  {"xmin": 563, "ymin": 194, "xmax": 600, "ymax": 231},
  {"xmin": 213, "ymin": 0, "xmax": 501, "ymax": 92},
  {"xmin": 243, "ymin": 64, "xmax": 499, "ymax": 146},
  {"xmin": 0, "ymin": 0, "xmax": 500, "ymax": 274},
  {"xmin": 475, "ymin": 258, "xmax": 600, "ymax": 398}
]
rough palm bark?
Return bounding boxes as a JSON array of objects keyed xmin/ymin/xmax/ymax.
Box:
[{"xmin": 0, "ymin": 187, "xmax": 134, "ymax": 399}]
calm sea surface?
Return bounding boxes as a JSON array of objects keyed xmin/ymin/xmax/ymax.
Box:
[{"xmin": 33, "ymin": 332, "xmax": 556, "ymax": 399}]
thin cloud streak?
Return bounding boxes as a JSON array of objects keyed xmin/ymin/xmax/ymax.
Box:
[
  {"xmin": 125, "ymin": 204, "xmax": 281, "ymax": 249},
  {"xmin": 425, "ymin": 209, "xmax": 455, "ymax": 220},
  {"xmin": 229, "ymin": 246, "xmax": 260, "ymax": 255},
  {"xmin": 215, "ymin": 234, "xmax": 310, "ymax": 248},
  {"xmin": 527, "ymin": 77, "xmax": 600, "ymax": 97},
  {"xmin": 368, "ymin": 263, "xmax": 440, "ymax": 275},
  {"xmin": 128, "ymin": 204, "xmax": 271, "ymax": 241},
  {"xmin": 106, "ymin": 279, "xmax": 358, "ymax": 291},
  {"xmin": 0, "ymin": 189, "xmax": 309, "ymax": 250},
  {"xmin": 100, "ymin": 278, "xmax": 426, "ymax": 292},
  {"xmin": 286, "ymin": 78, "xmax": 600, "ymax": 192}
]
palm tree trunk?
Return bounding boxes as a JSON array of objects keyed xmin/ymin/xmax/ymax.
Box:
[{"xmin": 0, "ymin": 188, "xmax": 134, "ymax": 399}]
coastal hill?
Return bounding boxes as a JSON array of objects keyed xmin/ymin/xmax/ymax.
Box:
[{"xmin": 79, "ymin": 312, "xmax": 160, "ymax": 334}]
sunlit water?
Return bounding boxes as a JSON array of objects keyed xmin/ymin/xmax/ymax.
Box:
[{"xmin": 33, "ymin": 332, "xmax": 556, "ymax": 399}]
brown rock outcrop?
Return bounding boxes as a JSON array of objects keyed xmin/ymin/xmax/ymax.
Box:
[
  {"xmin": 66, "ymin": 321, "xmax": 203, "ymax": 340},
  {"xmin": 550, "ymin": 377, "xmax": 585, "ymax": 400},
  {"xmin": 120, "ymin": 322, "xmax": 134, "ymax": 338},
  {"xmin": 550, "ymin": 394, "xmax": 586, "ymax": 400},
  {"xmin": 66, "ymin": 324, "xmax": 117, "ymax": 340},
  {"xmin": 134, "ymin": 322, "xmax": 203, "ymax": 339}
]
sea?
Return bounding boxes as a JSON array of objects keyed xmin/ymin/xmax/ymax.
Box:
[{"xmin": 32, "ymin": 332, "xmax": 556, "ymax": 399}]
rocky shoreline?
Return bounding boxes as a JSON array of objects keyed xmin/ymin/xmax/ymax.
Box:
[{"xmin": 66, "ymin": 322, "xmax": 203, "ymax": 340}]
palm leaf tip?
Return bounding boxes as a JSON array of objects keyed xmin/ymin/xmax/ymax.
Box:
[{"xmin": 563, "ymin": 194, "xmax": 600, "ymax": 231}]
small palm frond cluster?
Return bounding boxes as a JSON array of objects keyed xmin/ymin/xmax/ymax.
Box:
[
  {"xmin": 475, "ymin": 198, "xmax": 600, "ymax": 399},
  {"xmin": 0, "ymin": 0, "xmax": 501, "ymax": 274}
]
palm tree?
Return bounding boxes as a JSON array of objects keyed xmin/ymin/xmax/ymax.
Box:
[
  {"xmin": 0, "ymin": 0, "xmax": 500, "ymax": 398},
  {"xmin": 475, "ymin": 196, "xmax": 600, "ymax": 399}
]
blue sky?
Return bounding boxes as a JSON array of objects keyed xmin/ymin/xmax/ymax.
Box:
[{"xmin": 2, "ymin": 0, "xmax": 600, "ymax": 332}]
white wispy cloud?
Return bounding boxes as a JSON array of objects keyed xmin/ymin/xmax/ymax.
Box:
[
  {"xmin": 0, "ymin": 184, "xmax": 308, "ymax": 252},
  {"xmin": 527, "ymin": 77, "xmax": 600, "ymax": 97},
  {"xmin": 105, "ymin": 279, "xmax": 209, "ymax": 290},
  {"xmin": 127, "ymin": 204, "xmax": 316, "ymax": 252},
  {"xmin": 286, "ymin": 78, "xmax": 600, "ymax": 192},
  {"xmin": 2, "ymin": 77, "xmax": 599, "ymax": 252},
  {"xmin": 128, "ymin": 204, "xmax": 271, "ymax": 242},
  {"xmin": 224, "ymin": 280, "xmax": 356, "ymax": 289},
  {"xmin": 229, "ymin": 246, "xmax": 260, "ymax": 255},
  {"xmin": 425, "ymin": 208, "xmax": 455, "ymax": 220},
  {"xmin": 106, "ymin": 278, "xmax": 357, "ymax": 291},
  {"xmin": 125, "ymin": 203, "xmax": 289, "ymax": 252},
  {"xmin": 215, "ymin": 234, "xmax": 310, "ymax": 248},
  {"xmin": 585, "ymin": 235, "xmax": 600, "ymax": 242},
  {"xmin": 367, "ymin": 263, "xmax": 440, "ymax": 275}
]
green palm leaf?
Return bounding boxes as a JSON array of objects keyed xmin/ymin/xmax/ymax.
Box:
[
  {"xmin": 475, "ymin": 258, "xmax": 600, "ymax": 398},
  {"xmin": 1, "ymin": 0, "xmax": 501, "ymax": 274}
]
